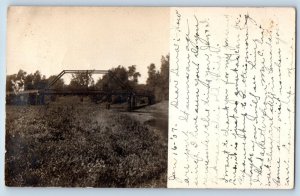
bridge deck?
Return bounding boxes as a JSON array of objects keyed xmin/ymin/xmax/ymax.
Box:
[{"xmin": 7, "ymin": 89, "xmax": 153, "ymax": 98}]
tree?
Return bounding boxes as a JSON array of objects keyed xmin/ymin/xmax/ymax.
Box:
[
  {"xmin": 69, "ymin": 72, "xmax": 94, "ymax": 90},
  {"xmin": 24, "ymin": 73, "xmax": 34, "ymax": 90},
  {"xmin": 146, "ymin": 63, "xmax": 158, "ymax": 91},
  {"xmin": 21, "ymin": 70, "xmax": 47, "ymax": 90},
  {"xmin": 16, "ymin": 69, "xmax": 27, "ymax": 80},
  {"xmin": 159, "ymin": 55, "xmax": 169, "ymax": 100},
  {"xmin": 160, "ymin": 55, "xmax": 169, "ymax": 84},
  {"xmin": 47, "ymin": 75, "xmax": 65, "ymax": 90},
  {"xmin": 145, "ymin": 55, "xmax": 170, "ymax": 101},
  {"xmin": 6, "ymin": 69, "xmax": 27, "ymax": 93},
  {"xmin": 6, "ymin": 74, "xmax": 17, "ymax": 92},
  {"xmin": 128, "ymin": 65, "xmax": 141, "ymax": 84},
  {"xmin": 96, "ymin": 65, "xmax": 131, "ymax": 91}
]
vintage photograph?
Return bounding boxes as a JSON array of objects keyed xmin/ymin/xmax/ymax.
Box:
[{"xmin": 5, "ymin": 7, "xmax": 169, "ymax": 187}]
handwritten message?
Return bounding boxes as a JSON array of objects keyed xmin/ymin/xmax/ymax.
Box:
[{"xmin": 168, "ymin": 8, "xmax": 295, "ymax": 189}]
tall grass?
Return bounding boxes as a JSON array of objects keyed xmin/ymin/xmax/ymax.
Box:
[{"xmin": 5, "ymin": 104, "xmax": 167, "ymax": 187}]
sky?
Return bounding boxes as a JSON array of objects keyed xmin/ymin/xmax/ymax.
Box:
[{"xmin": 6, "ymin": 7, "xmax": 170, "ymax": 84}]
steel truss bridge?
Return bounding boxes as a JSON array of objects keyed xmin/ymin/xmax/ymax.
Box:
[{"xmin": 6, "ymin": 70, "xmax": 155, "ymax": 111}]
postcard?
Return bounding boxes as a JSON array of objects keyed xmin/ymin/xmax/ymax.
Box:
[{"xmin": 5, "ymin": 6, "xmax": 295, "ymax": 189}]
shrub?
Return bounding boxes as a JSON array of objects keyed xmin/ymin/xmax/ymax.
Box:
[{"xmin": 5, "ymin": 104, "xmax": 167, "ymax": 187}]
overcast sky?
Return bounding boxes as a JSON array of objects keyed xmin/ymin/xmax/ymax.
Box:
[{"xmin": 6, "ymin": 7, "xmax": 170, "ymax": 84}]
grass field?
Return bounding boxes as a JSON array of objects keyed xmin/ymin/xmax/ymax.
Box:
[{"xmin": 5, "ymin": 99, "xmax": 168, "ymax": 187}]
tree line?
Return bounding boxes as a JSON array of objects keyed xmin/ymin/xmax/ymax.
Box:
[{"xmin": 6, "ymin": 55, "xmax": 169, "ymax": 102}]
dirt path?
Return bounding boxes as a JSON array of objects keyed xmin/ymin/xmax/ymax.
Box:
[
  {"xmin": 88, "ymin": 101, "xmax": 169, "ymax": 139},
  {"xmin": 122, "ymin": 101, "xmax": 169, "ymax": 139}
]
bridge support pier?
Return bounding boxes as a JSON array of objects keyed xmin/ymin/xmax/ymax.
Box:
[
  {"xmin": 127, "ymin": 94, "xmax": 137, "ymax": 112},
  {"xmin": 39, "ymin": 93, "xmax": 45, "ymax": 105},
  {"xmin": 148, "ymin": 96, "xmax": 155, "ymax": 105}
]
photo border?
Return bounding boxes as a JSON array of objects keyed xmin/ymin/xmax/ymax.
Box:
[{"xmin": 0, "ymin": 0, "xmax": 298, "ymax": 196}]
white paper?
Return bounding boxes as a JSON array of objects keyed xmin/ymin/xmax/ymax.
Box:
[{"xmin": 168, "ymin": 7, "xmax": 295, "ymax": 189}]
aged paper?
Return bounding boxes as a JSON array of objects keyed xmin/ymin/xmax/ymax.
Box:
[
  {"xmin": 5, "ymin": 6, "xmax": 170, "ymax": 188},
  {"xmin": 168, "ymin": 7, "xmax": 295, "ymax": 189}
]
